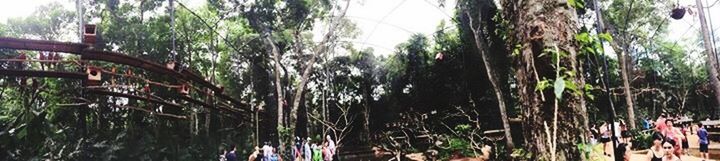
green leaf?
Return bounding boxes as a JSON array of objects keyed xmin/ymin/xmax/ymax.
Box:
[
  {"xmin": 565, "ymin": 80, "xmax": 578, "ymax": 93},
  {"xmin": 583, "ymin": 47, "xmax": 596, "ymax": 55},
  {"xmin": 570, "ymin": 0, "xmax": 585, "ymax": 8},
  {"xmin": 536, "ymin": 79, "xmax": 551, "ymax": 92},
  {"xmin": 554, "ymin": 77, "xmax": 566, "ymax": 100},
  {"xmin": 575, "ymin": 33, "xmax": 591, "ymax": 43},
  {"xmin": 17, "ymin": 127, "xmax": 27, "ymax": 139},
  {"xmin": 564, "ymin": 70, "xmax": 576, "ymax": 77},
  {"xmin": 587, "ymin": 92, "xmax": 595, "ymax": 100},
  {"xmin": 584, "ymin": 84, "xmax": 594, "ymax": 91},
  {"xmin": 512, "ymin": 44, "xmax": 522, "ymax": 57},
  {"xmin": 599, "ymin": 33, "xmax": 613, "ymax": 42}
]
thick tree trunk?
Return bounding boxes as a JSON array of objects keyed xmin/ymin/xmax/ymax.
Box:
[
  {"xmin": 466, "ymin": 9, "xmax": 515, "ymax": 152},
  {"xmin": 502, "ymin": 0, "xmax": 588, "ymax": 160},
  {"xmin": 697, "ymin": 0, "xmax": 720, "ymax": 117}
]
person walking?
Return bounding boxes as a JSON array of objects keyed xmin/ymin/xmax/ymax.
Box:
[
  {"xmin": 312, "ymin": 142, "xmax": 322, "ymax": 161},
  {"xmin": 249, "ymin": 146, "xmax": 263, "ymax": 161},
  {"xmin": 322, "ymin": 142, "xmax": 332, "ymax": 161},
  {"xmin": 226, "ymin": 145, "xmax": 238, "ymax": 161},
  {"xmin": 643, "ymin": 118, "xmax": 652, "ymax": 130},
  {"xmin": 645, "ymin": 133, "xmax": 664, "ymax": 161},
  {"xmin": 304, "ymin": 138, "xmax": 312, "ymax": 161},
  {"xmin": 600, "ymin": 122, "xmax": 612, "ymax": 156},
  {"xmin": 662, "ymin": 119, "xmax": 685, "ymax": 159},
  {"xmin": 269, "ymin": 148, "xmax": 281, "ymax": 161},
  {"xmin": 326, "ymin": 135, "xmax": 336, "ymax": 160},
  {"xmin": 293, "ymin": 137, "xmax": 302, "ymax": 161},
  {"xmin": 620, "ymin": 121, "xmax": 631, "ymax": 143},
  {"xmin": 220, "ymin": 149, "xmax": 227, "ymax": 161},
  {"xmin": 662, "ymin": 140, "xmax": 681, "ymax": 161},
  {"xmin": 590, "ymin": 124, "xmax": 599, "ymax": 145},
  {"xmin": 656, "ymin": 114, "xmax": 667, "ymax": 132},
  {"xmin": 263, "ymin": 142, "xmax": 273, "ymax": 161},
  {"xmin": 681, "ymin": 125, "xmax": 689, "ymax": 155},
  {"xmin": 698, "ymin": 122, "xmax": 710, "ymax": 161},
  {"xmin": 615, "ymin": 142, "xmax": 630, "ymax": 161}
]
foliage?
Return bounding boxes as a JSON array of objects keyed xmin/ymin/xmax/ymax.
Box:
[
  {"xmin": 631, "ymin": 129, "xmax": 653, "ymax": 150},
  {"xmin": 510, "ymin": 148, "xmax": 533, "ymax": 160},
  {"xmin": 0, "ymin": 0, "xmax": 716, "ymax": 160}
]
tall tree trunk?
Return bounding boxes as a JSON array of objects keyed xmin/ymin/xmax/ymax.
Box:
[
  {"xmin": 502, "ymin": 0, "xmax": 588, "ymax": 160},
  {"xmin": 697, "ymin": 0, "xmax": 720, "ymax": 117},
  {"xmin": 618, "ymin": 49, "xmax": 636, "ymax": 129},
  {"xmin": 289, "ymin": 0, "xmax": 351, "ymax": 136},
  {"xmin": 362, "ymin": 80, "xmax": 372, "ymax": 143},
  {"xmin": 606, "ymin": 41, "xmax": 637, "ymax": 129},
  {"xmin": 265, "ymin": 36, "xmax": 285, "ymax": 149},
  {"xmin": 465, "ymin": 8, "xmax": 515, "ymax": 152}
]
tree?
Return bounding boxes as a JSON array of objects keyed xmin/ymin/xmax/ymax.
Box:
[
  {"xmin": 501, "ymin": 0, "xmax": 588, "ymax": 160},
  {"xmin": 601, "ymin": 0, "xmax": 673, "ymax": 128},
  {"xmin": 460, "ymin": 0, "xmax": 514, "ymax": 152},
  {"xmin": 244, "ymin": 0, "xmax": 353, "ymax": 148},
  {"xmin": 696, "ymin": 0, "xmax": 720, "ymax": 118}
]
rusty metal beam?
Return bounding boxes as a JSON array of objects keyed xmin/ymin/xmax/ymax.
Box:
[
  {"xmin": 0, "ymin": 69, "xmax": 247, "ymax": 120},
  {"xmin": 0, "ymin": 37, "xmax": 87, "ymax": 53},
  {"xmin": 0, "ymin": 37, "xmax": 251, "ymax": 113},
  {"xmin": 81, "ymin": 50, "xmax": 181, "ymax": 78},
  {"xmin": 0, "ymin": 69, "xmax": 85, "ymax": 79}
]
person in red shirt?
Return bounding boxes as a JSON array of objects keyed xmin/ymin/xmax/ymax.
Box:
[
  {"xmin": 655, "ymin": 113, "xmax": 667, "ymax": 132},
  {"xmin": 681, "ymin": 125, "xmax": 689, "ymax": 155},
  {"xmin": 662, "ymin": 119, "xmax": 685, "ymax": 159}
]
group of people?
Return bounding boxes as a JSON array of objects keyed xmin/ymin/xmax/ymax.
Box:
[
  {"xmin": 589, "ymin": 120, "xmax": 633, "ymax": 157},
  {"xmin": 644, "ymin": 114, "xmax": 710, "ymax": 161},
  {"xmin": 587, "ymin": 113, "xmax": 711, "ymax": 161},
  {"xmin": 291, "ymin": 135, "xmax": 336, "ymax": 161},
  {"xmin": 221, "ymin": 135, "xmax": 337, "ymax": 161}
]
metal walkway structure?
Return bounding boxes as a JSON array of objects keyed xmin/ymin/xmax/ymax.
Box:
[{"xmin": 0, "ymin": 37, "xmax": 253, "ymax": 121}]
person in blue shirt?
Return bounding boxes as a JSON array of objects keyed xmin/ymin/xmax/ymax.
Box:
[
  {"xmin": 226, "ymin": 145, "xmax": 238, "ymax": 161},
  {"xmin": 643, "ymin": 118, "xmax": 651, "ymax": 130},
  {"xmin": 698, "ymin": 122, "xmax": 709, "ymax": 161},
  {"xmin": 269, "ymin": 147, "xmax": 280, "ymax": 161}
]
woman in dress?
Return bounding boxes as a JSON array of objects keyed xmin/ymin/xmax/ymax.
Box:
[
  {"xmin": 645, "ymin": 133, "xmax": 664, "ymax": 161},
  {"xmin": 600, "ymin": 122, "xmax": 612, "ymax": 156}
]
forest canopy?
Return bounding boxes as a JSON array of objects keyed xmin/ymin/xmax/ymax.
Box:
[{"xmin": 0, "ymin": 0, "xmax": 719, "ymax": 160}]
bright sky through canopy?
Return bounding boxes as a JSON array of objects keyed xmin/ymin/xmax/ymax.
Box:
[
  {"xmin": 0, "ymin": 0, "xmax": 717, "ymax": 57},
  {"xmin": 0, "ymin": 0, "xmax": 456, "ymax": 56},
  {"xmin": 343, "ymin": 0, "xmax": 456, "ymax": 56}
]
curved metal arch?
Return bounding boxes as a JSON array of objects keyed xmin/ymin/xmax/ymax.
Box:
[{"xmin": 0, "ymin": 37, "xmax": 252, "ymax": 114}]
